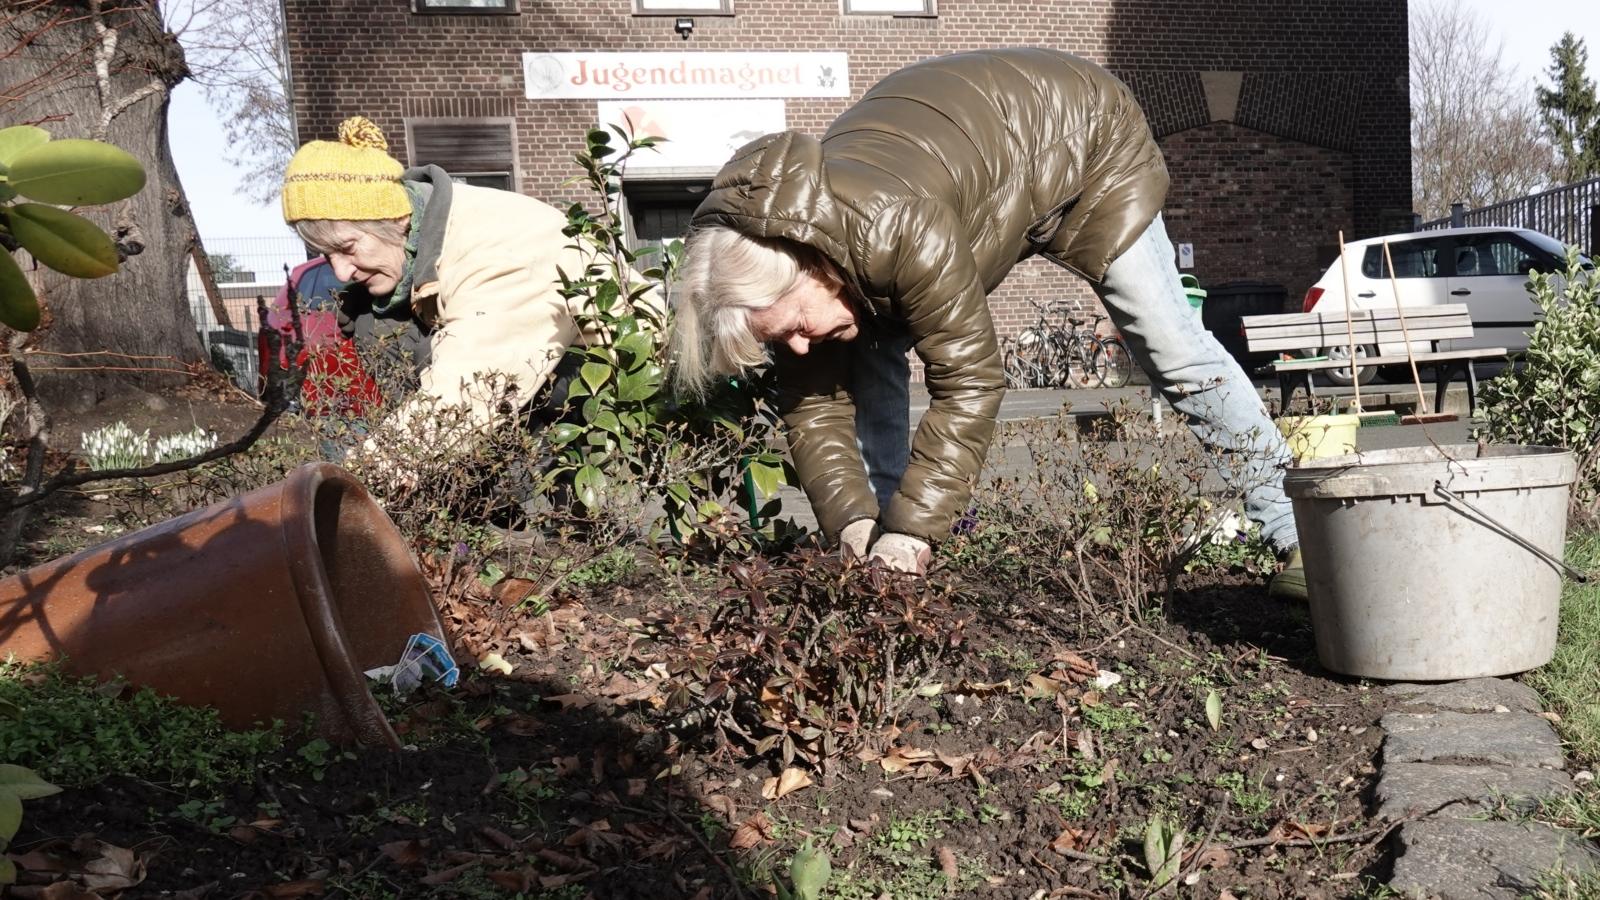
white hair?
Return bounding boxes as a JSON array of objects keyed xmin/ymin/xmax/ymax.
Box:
[
  {"xmin": 293, "ymin": 217, "xmax": 409, "ymax": 254},
  {"xmin": 668, "ymin": 225, "xmax": 843, "ymax": 399}
]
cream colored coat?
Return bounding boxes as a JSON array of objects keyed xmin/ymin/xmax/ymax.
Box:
[{"xmin": 394, "ymin": 184, "xmax": 658, "ymax": 436}]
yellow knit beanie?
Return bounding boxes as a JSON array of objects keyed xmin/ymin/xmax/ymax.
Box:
[{"xmin": 281, "ymin": 117, "xmax": 409, "ymax": 223}]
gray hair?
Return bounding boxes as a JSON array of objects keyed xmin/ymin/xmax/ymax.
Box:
[
  {"xmin": 293, "ymin": 217, "xmax": 409, "ymax": 254},
  {"xmin": 668, "ymin": 225, "xmax": 843, "ymax": 399}
]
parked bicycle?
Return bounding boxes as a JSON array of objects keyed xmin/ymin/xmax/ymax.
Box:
[
  {"xmin": 1000, "ymin": 299, "xmax": 1134, "ymax": 389},
  {"xmin": 1000, "ymin": 299, "xmax": 1072, "ymax": 388},
  {"xmin": 1093, "ymin": 326, "xmax": 1133, "ymax": 388}
]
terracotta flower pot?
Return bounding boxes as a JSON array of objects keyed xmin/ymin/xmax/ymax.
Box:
[{"xmin": 0, "ymin": 463, "xmax": 448, "ymax": 748}]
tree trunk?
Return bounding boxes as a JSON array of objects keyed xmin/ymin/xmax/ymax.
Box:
[{"xmin": 2, "ymin": 1, "xmax": 207, "ymax": 411}]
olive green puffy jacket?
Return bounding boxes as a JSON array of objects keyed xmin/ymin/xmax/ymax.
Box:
[{"xmin": 691, "ymin": 48, "xmax": 1168, "ymax": 543}]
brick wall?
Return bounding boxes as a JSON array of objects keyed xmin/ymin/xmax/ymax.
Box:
[{"xmin": 284, "ymin": 0, "xmax": 1410, "ymax": 358}]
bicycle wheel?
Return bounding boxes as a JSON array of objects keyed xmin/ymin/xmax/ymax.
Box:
[
  {"xmin": 1063, "ymin": 333, "xmax": 1100, "ymax": 387},
  {"xmin": 1095, "ymin": 336, "xmax": 1134, "ymax": 388}
]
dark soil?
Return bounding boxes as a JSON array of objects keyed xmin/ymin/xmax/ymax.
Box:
[{"xmin": 8, "ymin": 391, "xmax": 1400, "ymax": 899}]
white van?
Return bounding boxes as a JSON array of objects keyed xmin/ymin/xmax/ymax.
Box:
[{"xmin": 1303, "ymin": 226, "xmax": 1591, "ymax": 384}]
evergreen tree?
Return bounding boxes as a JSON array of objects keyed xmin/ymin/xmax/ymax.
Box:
[{"xmin": 1536, "ymin": 32, "xmax": 1600, "ymax": 183}]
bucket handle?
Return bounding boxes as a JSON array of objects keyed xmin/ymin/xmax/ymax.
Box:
[{"xmin": 1433, "ymin": 482, "xmax": 1590, "ymax": 583}]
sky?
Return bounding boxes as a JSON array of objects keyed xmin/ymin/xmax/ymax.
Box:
[{"xmin": 166, "ymin": 0, "xmax": 1600, "ymax": 246}]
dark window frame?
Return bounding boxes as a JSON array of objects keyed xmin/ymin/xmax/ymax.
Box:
[
  {"xmin": 841, "ymin": 0, "xmax": 936, "ymax": 16},
  {"xmin": 632, "ymin": 0, "xmax": 734, "ymax": 16},
  {"xmin": 403, "ymin": 117, "xmax": 520, "ymax": 191},
  {"xmin": 412, "ymin": 0, "xmax": 518, "ymax": 15}
]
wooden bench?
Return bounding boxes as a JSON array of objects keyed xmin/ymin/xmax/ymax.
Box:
[{"xmin": 1240, "ymin": 303, "xmax": 1507, "ymax": 415}]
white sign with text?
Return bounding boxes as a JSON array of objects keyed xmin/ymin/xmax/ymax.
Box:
[
  {"xmin": 597, "ymin": 99, "xmax": 785, "ymax": 170},
  {"xmin": 524, "ymin": 51, "xmax": 849, "ymax": 100}
]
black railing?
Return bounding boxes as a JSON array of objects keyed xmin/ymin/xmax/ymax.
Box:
[{"xmin": 1417, "ymin": 176, "xmax": 1600, "ymax": 256}]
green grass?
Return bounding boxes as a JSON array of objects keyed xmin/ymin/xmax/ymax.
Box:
[
  {"xmin": 1527, "ymin": 530, "xmax": 1600, "ymax": 762},
  {"xmin": 0, "ymin": 659, "xmax": 283, "ymax": 789}
]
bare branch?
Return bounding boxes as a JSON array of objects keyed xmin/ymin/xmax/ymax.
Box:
[{"xmin": 1411, "ymin": 0, "xmax": 1555, "ymax": 219}]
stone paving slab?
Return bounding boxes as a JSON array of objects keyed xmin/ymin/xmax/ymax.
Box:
[
  {"xmin": 1375, "ymin": 762, "xmax": 1573, "ymax": 820},
  {"xmin": 1382, "ymin": 710, "xmax": 1565, "ymax": 769},
  {"xmin": 1385, "ymin": 678, "xmax": 1543, "ymax": 714},
  {"xmin": 1391, "ymin": 819, "xmax": 1600, "ymax": 899}
]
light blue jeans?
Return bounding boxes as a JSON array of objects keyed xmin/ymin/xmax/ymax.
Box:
[
  {"xmin": 1087, "ymin": 214, "xmax": 1298, "ymax": 552},
  {"xmin": 852, "ymin": 214, "xmax": 1299, "ymax": 552}
]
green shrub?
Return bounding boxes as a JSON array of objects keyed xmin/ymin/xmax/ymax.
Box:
[{"xmin": 1480, "ymin": 248, "xmax": 1600, "ymax": 522}]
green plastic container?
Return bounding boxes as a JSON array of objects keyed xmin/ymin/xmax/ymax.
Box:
[{"xmin": 1180, "ymin": 274, "xmax": 1206, "ymax": 312}]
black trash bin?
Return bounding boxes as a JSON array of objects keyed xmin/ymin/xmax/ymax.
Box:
[{"xmin": 1199, "ymin": 281, "xmax": 1288, "ymax": 374}]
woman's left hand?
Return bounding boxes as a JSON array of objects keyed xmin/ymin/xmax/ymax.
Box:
[{"xmin": 868, "ymin": 533, "xmax": 931, "ymax": 575}]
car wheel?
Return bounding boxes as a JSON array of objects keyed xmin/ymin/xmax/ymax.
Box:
[{"xmin": 1319, "ymin": 344, "xmax": 1378, "ymax": 387}]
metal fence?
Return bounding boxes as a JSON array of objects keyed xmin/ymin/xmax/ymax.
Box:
[
  {"xmin": 187, "ymin": 236, "xmax": 313, "ymax": 395},
  {"xmin": 1418, "ymin": 176, "xmax": 1600, "ymax": 256}
]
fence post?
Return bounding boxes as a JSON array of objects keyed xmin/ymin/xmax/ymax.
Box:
[
  {"xmin": 1410, "ymin": 213, "xmax": 1422, "ymax": 231},
  {"xmin": 1449, "ymin": 202, "xmax": 1465, "ymax": 228},
  {"xmin": 1590, "ymin": 204, "xmax": 1600, "ymax": 258}
]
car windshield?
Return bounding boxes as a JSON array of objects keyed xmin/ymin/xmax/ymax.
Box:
[{"xmin": 1518, "ymin": 230, "xmax": 1595, "ymax": 269}]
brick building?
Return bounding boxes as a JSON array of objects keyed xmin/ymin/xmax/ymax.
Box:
[{"xmin": 283, "ymin": 0, "xmax": 1411, "ymax": 340}]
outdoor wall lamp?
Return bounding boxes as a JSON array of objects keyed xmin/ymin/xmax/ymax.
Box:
[{"xmin": 674, "ymin": 17, "xmax": 694, "ymax": 39}]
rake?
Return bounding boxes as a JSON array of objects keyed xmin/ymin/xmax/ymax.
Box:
[
  {"xmin": 1335, "ymin": 230, "xmax": 1400, "ymax": 427},
  {"xmin": 1380, "ymin": 239, "xmax": 1458, "ymax": 426}
]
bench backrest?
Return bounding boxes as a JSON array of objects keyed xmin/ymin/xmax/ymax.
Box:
[{"xmin": 1242, "ymin": 303, "xmax": 1475, "ymax": 354}]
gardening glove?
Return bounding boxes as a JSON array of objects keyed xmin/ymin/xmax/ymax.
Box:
[
  {"xmin": 839, "ymin": 518, "xmax": 877, "ymax": 561},
  {"xmin": 868, "ymin": 532, "xmax": 931, "ymax": 575}
]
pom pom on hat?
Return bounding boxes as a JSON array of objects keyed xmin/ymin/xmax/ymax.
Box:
[
  {"xmin": 338, "ymin": 116, "xmax": 389, "ymax": 152},
  {"xmin": 282, "ymin": 116, "xmax": 408, "ymax": 224}
]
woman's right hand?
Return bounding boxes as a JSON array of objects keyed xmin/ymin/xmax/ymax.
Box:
[{"xmin": 839, "ymin": 519, "xmax": 877, "ymax": 561}]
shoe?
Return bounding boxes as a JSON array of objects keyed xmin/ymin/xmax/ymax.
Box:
[{"xmin": 1268, "ymin": 548, "xmax": 1307, "ymax": 601}]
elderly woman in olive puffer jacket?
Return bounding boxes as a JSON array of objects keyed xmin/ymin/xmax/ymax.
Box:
[{"xmin": 669, "ymin": 48, "xmax": 1304, "ymax": 599}]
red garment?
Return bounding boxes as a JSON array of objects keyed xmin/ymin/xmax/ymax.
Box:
[{"xmin": 258, "ymin": 258, "xmax": 382, "ymax": 418}]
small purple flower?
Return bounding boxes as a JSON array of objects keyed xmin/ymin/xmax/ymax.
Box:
[{"xmin": 453, "ymin": 542, "xmax": 470, "ymax": 559}]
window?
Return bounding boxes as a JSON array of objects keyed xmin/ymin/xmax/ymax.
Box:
[
  {"xmin": 405, "ymin": 119, "xmax": 518, "ymax": 192},
  {"xmin": 1361, "ymin": 240, "xmax": 1444, "ymax": 279},
  {"xmin": 621, "ymin": 179, "xmax": 709, "ymax": 265},
  {"xmin": 842, "ymin": 0, "xmax": 936, "ymax": 15},
  {"xmin": 415, "ymin": 0, "xmax": 516, "ymax": 12},
  {"xmin": 1451, "ymin": 233, "xmax": 1541, "ymax": 277},
  {"xmin": 633, "ymin": 0, "xmax": 733, "ymax": 14}
]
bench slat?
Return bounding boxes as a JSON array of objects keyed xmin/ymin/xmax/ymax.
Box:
[
  {"xmin": 1248, "ymin": 326, "xmax": 1475, "ymax": 353},
  {"xmin": 1266, "ymin": 347, "xmax": 1507, "ymax": 371},
  {"xmin": 1244, "ymin": 303, "xmax": 1471, "ymax": 328},
  {"xmin": 1245, "ymin": 319, "xmax": 1471, "ymax": 341}
]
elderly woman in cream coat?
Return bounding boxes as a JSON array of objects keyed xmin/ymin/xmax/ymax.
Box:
[{"xmin": 280, "ymin": 117, "xmax": 654, "ymax": 483}]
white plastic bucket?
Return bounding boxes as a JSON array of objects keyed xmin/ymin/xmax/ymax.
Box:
[{"xmin": 1283, "ymin": 444, "xmax": 1577, "ymax": 680}]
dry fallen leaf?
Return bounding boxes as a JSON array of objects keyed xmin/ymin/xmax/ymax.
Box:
[
  {"xmin": 936, "ymin": 845, "xmax": 958, "ymax": 880},
  {"xmin": 700, "ymin": 793, "xmax": 738, "ymax": 820},
  {"xmin": 37, "ymin": 884, "xmax": 106, "ymax": 900},
  {"xmin": 1024, "ymin": 672, "xmax": 1064, "ymax": 700},
  {"xmin": 80, "ymin": 842, "xmax": 145, "ymax": 892},
  {"xmin": 879, "ymin": 745, "xmax": 937, "ymax": 774},
  {"xmin": 379, "ymin": 839, "xmax": 426, "ymax": 867},
  {"xmin": 487, "ymin": 869, "xmax": 531, "ymax": 891},
  {"xmin": 761, "ymin": 767, "xmax": 814, "ymax": 800},
  {"xmin": 419, "ymin": 862, "xmax": 476, "ymax": 886},
  {"xmin": 1053, "ymin": 650, "xmax": 1099, "ymax": 679},
  {"xmin": 728, "ymin": 813, "xmax": 774, "ymax": 850},
  {"xmin": 1195, "ymin": 845, "xmax": 1234, "ymax": 869}
]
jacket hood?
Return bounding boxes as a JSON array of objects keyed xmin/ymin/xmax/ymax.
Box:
[{"xmin": 691, "ymin": 132, "xmax": 855, "ymax": 277}]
